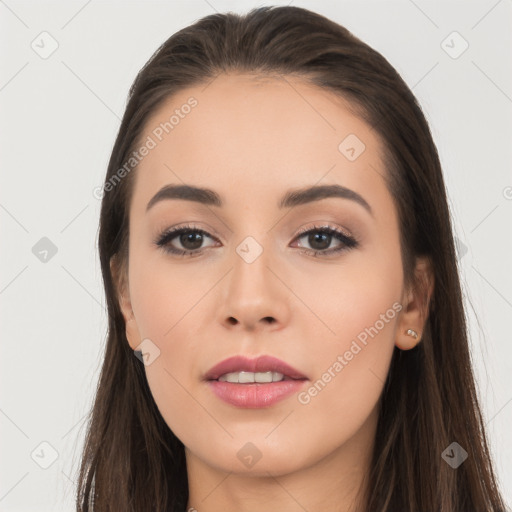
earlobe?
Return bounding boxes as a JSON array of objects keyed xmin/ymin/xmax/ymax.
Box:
[
  {"xmin": 124, "ymin": 315, "xmax": 143, "ymax": 351},
  {"xmin": 110, "ymin": 255, "xmax": 142, "ymax": 351},
  {"xmin": 395, "ymin": 256, "xmax": 434, "ymax": 351},
  {"xmin": 396, "ymin": 326, "xmax": 421, "ymax": 350}
]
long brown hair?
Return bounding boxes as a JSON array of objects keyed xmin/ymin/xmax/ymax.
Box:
[{"xmin": 77, "ymin": 6, "xmax": 508, "ymax": 511}]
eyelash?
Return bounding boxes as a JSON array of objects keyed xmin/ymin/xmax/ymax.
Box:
[{"xmin": 154, "ymin": 223, "xmax": 359, "ymax": 258}]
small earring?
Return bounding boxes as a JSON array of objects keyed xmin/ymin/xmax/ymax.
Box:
[{"xmin": 406, "ymin": 328, "xmax": 419, "ymax": 339}]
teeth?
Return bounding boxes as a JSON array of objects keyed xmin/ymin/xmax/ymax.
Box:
[{"xmin": 218, "ymin": 371, "xmax": 285, "ymax": 383}]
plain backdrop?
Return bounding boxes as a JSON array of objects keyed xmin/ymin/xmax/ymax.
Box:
[{"xmin": 1, "ymin": 0, "xmax": 511, "ymax": 510}]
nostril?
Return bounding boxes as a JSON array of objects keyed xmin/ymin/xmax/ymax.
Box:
[{"xmin": 227, "ymin": 317, "xmax": 238, "ymax": 325}]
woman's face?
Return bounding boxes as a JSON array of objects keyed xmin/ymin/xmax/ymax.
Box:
[{"xmin": 117, "ymin": 73, "xmax": 423, "ymax": 478}]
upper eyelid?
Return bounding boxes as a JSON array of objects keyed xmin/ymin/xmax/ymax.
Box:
[
  {"xmin": 161, "ymin": 223, "xmax": 220, "ymax": 239},
  {"xmin": 295, "ymin": 223, "xmax": 352, "ymax": 238}
]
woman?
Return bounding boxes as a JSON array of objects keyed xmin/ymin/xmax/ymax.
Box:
[{"xmin": 77, "ymin": 5, "xmax": 508, "ymax": 511}]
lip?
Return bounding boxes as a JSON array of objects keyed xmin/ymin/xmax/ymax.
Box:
[
  {"xmin": 204, "ymin": 355, "xmax": 308, "ymax": 409},
  {"xmin": 207, "ymin": 380, "xmax": 307, "ymax": 408},
  {"xmin": 204, "ymin": 355, "xmax": 308, "ymax": 381}
]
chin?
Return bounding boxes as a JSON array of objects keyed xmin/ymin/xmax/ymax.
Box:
[{"xmin": 187, "ymin": 437, "xmax": 316, "ymax": 477}]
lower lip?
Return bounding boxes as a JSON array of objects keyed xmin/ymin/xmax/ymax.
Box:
[{"xmin": 207, "ymin": 379, "xmax": 307, "ymax": 408}]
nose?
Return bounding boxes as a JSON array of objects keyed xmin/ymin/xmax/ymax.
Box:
[{"xmin": 218, "ymin": 241, "xmax": 291, "ymax": 332}]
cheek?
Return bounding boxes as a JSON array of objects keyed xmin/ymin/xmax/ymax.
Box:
[
  {"xmin": 128, "ymin": 260, "xmax": 214, "ymax": 437},
  {"xmin": 290, "ymin": 246, "xmax": 403, "ymax": 348},
  {"xmin": 290, "ymin": 250, "xmax": 402, "ymax": 428},
  {"xmin": 129, "ymin": 255, "xmax": 209, "ymax": 340},
  {"xmin": 288, "ymin": 295, "xmax": 399, "ymax": 466}
]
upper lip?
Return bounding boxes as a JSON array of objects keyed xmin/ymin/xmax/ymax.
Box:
[{"xmin": 204, "ymin": 355, "xmax": 308, "ymax": 381}]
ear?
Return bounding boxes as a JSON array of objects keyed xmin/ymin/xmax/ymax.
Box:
[
  {"xmin": 395, "ymin": 256, "xmax": 434, "ymax": 350},
  {"xmin": 110, "ymin": 254, "xmax": 142, "ymax": 351}
]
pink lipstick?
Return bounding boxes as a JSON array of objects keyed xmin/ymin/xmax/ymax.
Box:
[{"xmin": 204, "ymin": 355, "xmax": 308, "ymax": 408}]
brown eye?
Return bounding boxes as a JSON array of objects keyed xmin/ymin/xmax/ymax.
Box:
[
  {"xmin": 155, "ymin": 226, "xmax": 217, "ymax": 256},
  {"xmin": 303, "ymin": 231, "xmax": 332, "ymax": 251},
  {"xmin": 178, "ymin": 231, "xmax": 204, "ymax": 250},
  {"xmin": 293, "ymin": 225, "xmax": 359, "ymax": 256}
]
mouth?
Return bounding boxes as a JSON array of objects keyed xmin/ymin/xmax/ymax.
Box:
[
  {"xmin": 204, "ymin": 354, "xmax": 308, "ymax": 382},
  {"xmin": 204, "ymin": 355, "xmax": 309, "ymax": 408},
  {"xmin": 216, "ymin": 371, "xmax": 302, "ymax": 383}
]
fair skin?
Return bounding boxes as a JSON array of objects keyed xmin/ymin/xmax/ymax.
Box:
[{"xmin": 112, "ymin": 73, "xmax": 433, "ymax": 512}]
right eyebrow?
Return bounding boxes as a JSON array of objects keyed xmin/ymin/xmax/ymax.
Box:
[{"xmin": 146, "ymin": 184, "xmax": 222, "ymax": 212}]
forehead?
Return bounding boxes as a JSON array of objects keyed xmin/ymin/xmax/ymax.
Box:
[{"xmin": 130, "ymin": 73, "xmax": 392, "ymax": 220}]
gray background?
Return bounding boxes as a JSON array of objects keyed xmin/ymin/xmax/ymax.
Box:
[{"xmin": 1, "ymin": 0, "xmax": 511, "ymax": 509}]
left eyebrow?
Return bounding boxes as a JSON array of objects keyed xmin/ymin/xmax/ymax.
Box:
[
  {"xmin": 278, "ymin": 184, "xmax": 373, "ymax": 218},
  {"xmin": 146, "ymin": 183, "xmax": 373, "ymax": 218}
]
